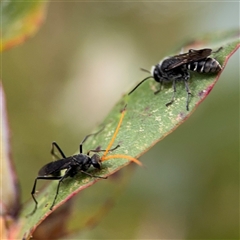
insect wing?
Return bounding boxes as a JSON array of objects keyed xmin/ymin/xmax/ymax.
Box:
[
  {"xmin": 38, "ymin": 157, "xmax": 73, "ymax": 176},
  {"xmin": 164, "ymin": 48, "xmax": 212, "ymax": 71}
]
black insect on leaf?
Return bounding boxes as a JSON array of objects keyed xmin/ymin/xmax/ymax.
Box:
[{"xmin": 129, "ymin": 47, "xmax": 222, "ymax": 111}]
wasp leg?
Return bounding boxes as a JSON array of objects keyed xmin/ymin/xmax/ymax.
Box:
[
  {"xmin": 80, "ymin": 170, "xmax": 107, "ymax": 179},
  {"xmin": 154, "ymin": 80, "xmax": 163, "ymax": 95},
  {"xmin": 26, "ymin": 175, "xmax": 62, "ymax": 217},
  {"xmin": 87, "ymin": 145, "xmax": 120, "ymax": 155},
  {"xmin": 166, "ymin": 79, "xmax": 176, "ymax": 107},
  {"xmin": 51, "ymin": 142, "xmax": 67, "ymax": 160},
  {"xmin": 49, "ymin": 167, "xmax": 75, "ymax": 210},
  {"xmin": 79, "ymin": 127, "xmax": 105, "ymax": 153},
  {"xmin": 184, "ymin": 79, "xmax": 192, "ymax": 111}
]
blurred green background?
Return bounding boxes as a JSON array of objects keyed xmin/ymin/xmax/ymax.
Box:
[{"xmin": 2, "ymin": 2, "xmax": 239, "ymax": 239}]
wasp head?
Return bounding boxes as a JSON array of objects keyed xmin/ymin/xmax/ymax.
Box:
[{"xmin": 91, "ymin": 154, "xmax": 102, "ymax": 169}]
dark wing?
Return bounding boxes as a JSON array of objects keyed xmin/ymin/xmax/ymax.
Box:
[
  {"xmin": 164, "ymin": 48, "xmax": 212, "ymax": 71},
  {"xmin": 38, "ymin": 157, "xmax": 73, "ymax": 176}
]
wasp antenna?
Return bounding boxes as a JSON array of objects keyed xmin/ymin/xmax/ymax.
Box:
[
  {"xmin": 81, "ymin": 125, "xmax": 105, "ymax": 147},
  {"xmin": 101, "ymin": 109, "xmax": 126, "ymax": 160},
  {"xmin": 102, "ymin": 154, "xmax": 142, "ymax": 166},
  {"xmin": 122, "ymin": 104, "xmax": 127, "ymax": 112},
  {"xmin": 128, "ymin": 76, "xmax": 153, "ymax": 95},
  {"xmin": 212, "ymin": 46, "xmax": 223, "ymax": 54},
  {"xmin": 140, "ymin": 68, "xmax": 151, "ymax": 73}
]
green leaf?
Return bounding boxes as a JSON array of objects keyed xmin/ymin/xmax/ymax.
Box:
[
  {"xmin": 65, "ymin": 166, "xmax": 137, "ymax": 236},
  {"xmin": 1, "ymin": 1, "xmax": 48, "ymax": 51},
  {"xmin": 17, "ymin": 30, "xmax": 239, "ymax": 240}
]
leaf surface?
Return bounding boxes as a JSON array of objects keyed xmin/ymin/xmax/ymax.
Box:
[{"xmin": 17, "ymin": 30, "xmax": 239, "ymax": 240}]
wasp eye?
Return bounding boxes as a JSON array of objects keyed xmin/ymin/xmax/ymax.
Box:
[{"xmin": 91, "ymin": 154, "xmax": 101, "ymax": 169}]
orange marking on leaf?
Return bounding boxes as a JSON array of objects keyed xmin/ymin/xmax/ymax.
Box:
[
  {"xmin": 102, "ymin": 108, "xmax": 126, "ymax": 159},
  {"xmin": 101, "ymin": 107, "xmax": 142, "ymax": 166}
]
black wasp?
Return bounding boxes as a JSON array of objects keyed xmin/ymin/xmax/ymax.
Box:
[
  {"xmin": 27, "ymin": 109, "xmax": 142, "ymax": 216},
  {"xmin": 129, "ymin": 48, "xmax": 222, "ymax": 111}
]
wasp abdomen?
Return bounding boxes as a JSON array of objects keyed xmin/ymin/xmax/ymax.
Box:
[{"xmin": 187, "ymin": 57, "xmax": 222, "ymax": 73}]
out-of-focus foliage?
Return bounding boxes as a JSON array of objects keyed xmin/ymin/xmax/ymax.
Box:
[
  {"xmin": 1, "ymin": 1, "xmax": 47, "ymax": 51},
  {"xmin": 2, "ymin": 2, "xmax": 239, "ymax": 239}
]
